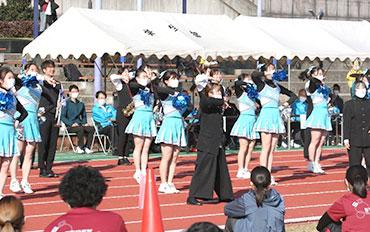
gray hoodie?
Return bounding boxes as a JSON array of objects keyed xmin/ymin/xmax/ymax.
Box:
[{"xmin": 224, "ymin": 188, "xmax": 285, "ymax": 232}]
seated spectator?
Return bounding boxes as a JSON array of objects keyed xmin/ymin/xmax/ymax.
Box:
[
  {"xmin": 317, "ymin": 165, "xmax": 370, "ymax": 232},
  {"xmin": 187, "ymin": 222, "xmax": 223, "ymax": 232},
  {"xmin": 330, "ymin": 84, "xmax": 344, "ymax": 113},
  {"xmin": 92, "ymin": 91, "xmax": 117, "ymax": 152},
  {"xmin": 224, "ymin": 166, "xmax": 285, "ymax": 232},
  {"xmin": 61, "ymin": 85, "xmax": 94, "ymax": 154},
  {"xmin": 0, "ymin": 196, "xmax": 25, "ymax": 231},
  {"xmin": 45, "ymin": 166, "xmax": 127, "ymax": 232},
  {"xmin": 290, "ymin": 89, "xmax": 308, "ymax": 148}
]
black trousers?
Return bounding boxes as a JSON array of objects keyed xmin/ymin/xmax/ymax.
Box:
[
  {"xmin": 291, "ymin": 122, "xmax": 305, "ymax": 145},
  {"xmin": 188, "ymin": 148, "xmax": 233, "ymax": 200},
  {"xmin": 348, "ymin": 146, "xmax": 370, "ymax": 177},
  {"xmin": 303, "ymin": 128, "xmax": 311, "ymax": 160},
  {"xmin": 38, "ymin": 114, "xmax": 59, "ymax": 173},
  {"xmin": 99, "ymin": 125, "xmax": 118, "ymax": 150},
  {"xmin": 67, "ymin": 126, "xmax": 95, "ymax": 149},
  {"xmin": 116, "ymin": 111, "xmax": 131, "ymax": 157}
]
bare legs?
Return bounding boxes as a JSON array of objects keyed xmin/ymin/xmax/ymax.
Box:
[{"xmin": 159, "ymin": 144, "xmax": 180, "ymax": 193}]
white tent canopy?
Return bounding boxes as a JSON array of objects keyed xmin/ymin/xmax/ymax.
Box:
[{"xmin": 23, "ymin": 7, "xmax": 370, "ymax": 61}]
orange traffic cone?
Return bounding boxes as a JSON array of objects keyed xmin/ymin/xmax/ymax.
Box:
[{"xmin": 141, "ymin": 168, "xmax": 164, "ymax": 232}]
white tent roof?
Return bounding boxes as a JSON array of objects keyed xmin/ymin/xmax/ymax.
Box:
[{"xmin": 23, "ymin": 7, "xmax": 370, "ymax": 61}]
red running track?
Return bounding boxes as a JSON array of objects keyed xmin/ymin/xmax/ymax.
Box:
[{"xmin": 7, "ymin": 148, "xmax": 347, "ymax": 231}]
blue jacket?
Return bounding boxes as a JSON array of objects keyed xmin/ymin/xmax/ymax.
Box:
[
  {"xmin": 61, "ymin": 99, "xmax": 87, "ymax": 127},
  {"xmin": 224, "ymin": 188, "xmax": 285, "ymax": 232},
  {"xmin": 92, "ymin": 103, "xmax": 116, "ymax": 129},
  {"xmin": 291, "ymin": 100, "xmax": 307, "ymax": 122}
]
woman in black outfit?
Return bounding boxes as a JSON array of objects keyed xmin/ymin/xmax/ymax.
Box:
[{"xmin": 187, "ymin": 83, "xmax": 233, "ymax": 206}]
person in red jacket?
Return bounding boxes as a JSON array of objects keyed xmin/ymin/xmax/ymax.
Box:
[{"xmin": 45, "ymin": 166, "xmax": 127, "ymax": 232}]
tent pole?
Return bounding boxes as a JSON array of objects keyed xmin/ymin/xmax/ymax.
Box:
[
  {"xmin": 182, "ymin": 0, "xmax": 187, "ymax": 14},
  {"xmin": 287, "ymin": 58, "xmax": 291, "ymax": 90},
  {"xmin": 287, "ymin": 58, "xmax": 292, "ymax": 150},
  {"xmin": 33, "ymin": 0, "xmax": 39, "ymax": 38},
  {"xmin": 257, "ymin": 0, "xmax": 262, "ymax": 17},
  {"xmin": 137, "ymin": 0, "xmax": 143, "ymax": 11},
  {"xmin": 94, "ymin": 0, "xmax": 102, "ymax": 95}
]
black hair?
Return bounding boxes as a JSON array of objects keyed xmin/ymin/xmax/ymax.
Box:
[
  {"xmin": 135, "ymin": 69, "xmax": 147, "ymax": 78},
  {"xmin": 187, "ymin": 222, "xmax": 222, "ymax": 232},
  {"xmin": 24, "ymin": 62, "xmax": 39, "ymax": 72},
  {"xmin": 0, "ymin": 67, "xmax": 14, "ymax": 81},
  {"xmin": 224, "ymin": 87, "xmax": 232, "ymax": 97},
  {"xmin": 162, "ymin": 70, "xmax": 178, "ymax": 83},
  {"xmin": 346, "ymin": 165, "xmax": 368, "ymax": 198},
  {"xmin": 117, "ymin": 67, "xmax": 129, "ymax": 75},
  {"xmin": 333, "ymin": 84, "xmax": 340, "ymax": 91},
  {"xmin": 95, "ymin": 91, "xmax": 107, "ymax": 99},
  {"xmin": 298, "ymin": 66, "xmax": 317, "ymax": 81},
  {"xmin": 251, "ymin": 166, "xmax": 271, "ymax": 207},
  {"xmin": 68, "ymin": 84, "xmax": 79, "ymax": 92},
  {"xmin": 41, "ymin": 60, "xmax": 55, "ymax": 70},
  {"xmin": 237, "ymin": 73, "xmax": 250, "ymax": 81},
  {"xmin": 204, "ymin": 83, "xmax": 221, "ymax": 97},
  {"xmin": 59, "ymin": 166, "xmax": 108, "ymax": 208}
]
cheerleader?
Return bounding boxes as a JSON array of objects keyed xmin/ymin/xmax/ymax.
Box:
[
  {"xmin": 155, "ymin": 71, "xmax": 189, "ymax": 194},
  {"xmin": 252, "ymin": 64, "xmax": 297, "ymax": 185},
  {"xmin": 231, "ymin": 74, "xmax": 260, "ymax": 179},
  {"xmin": 0, "ymin": 67, "xmax": 28, "ymax": 199},
  {"xmin": 9, "ymin": 63, "xmax": 44, "ymax": 194},
  {"xmin": 187, "ymin": 83, "xmax": 233, "ymax": 206},
  {"xmin": 125, "ymin": 69, "xmax": 157, "ymax": 183},
  {"xmin": 305, "ymin": 67, "xmax": 332, "ymax": 174}
]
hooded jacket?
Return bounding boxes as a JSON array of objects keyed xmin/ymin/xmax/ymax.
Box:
[{"xmin": 224, "ymin": 188, "xmax": 285, "ymax": 232}]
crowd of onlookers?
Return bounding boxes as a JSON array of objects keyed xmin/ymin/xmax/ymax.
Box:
[{"xmin": 0, "ymin": 164, "xmax": 368, "ymax": 231}]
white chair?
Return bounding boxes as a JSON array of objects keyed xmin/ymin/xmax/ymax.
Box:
[
  {"xmin": 91, "ymin": 120, "xmax": 112, "ymax": 155},
  {"xmin": 59, "ymin": 122, "xmax": 77, "ymax": 153}
]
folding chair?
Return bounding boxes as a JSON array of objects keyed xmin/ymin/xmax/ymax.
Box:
[
  {"xmin": 91, "ymin": 120, "xmax": 112, "ymax": 155},
  {"xmin": 59, "ymin": 122, "xmax": 77, "ymax": 153}
]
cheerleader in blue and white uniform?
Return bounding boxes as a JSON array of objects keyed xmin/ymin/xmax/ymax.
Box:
[
  {"xmin": 0, "ymin": 67, "xmax": 28, "ymax": 199},
  {"xmin": 252, "ymin": 64, "xmax": 297, "ymax": 185},
  {"xmin": 305, "ymin": 67, "xmax": 332, "ymax": 174},
  {"xmin": 9, "ymin": 63, "xmax": 44, "ymax": 194},
  {"xmin": 231, "ymin": 73, "xmax": 260, "ymax": 179},
  {"xmin": 155, "ymin": 71, "xmax": 189, "ymax": 194},
  {"xmin": 125, "ymin": 69, "xmax": 157, "ymax": 183}
]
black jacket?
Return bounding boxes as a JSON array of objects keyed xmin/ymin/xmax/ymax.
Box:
[
  {"xmin": 343, "ymin": 97, "xmax": 370, "ymax": 147},
  {"xmin": 197, "ymin": 92, "xmax": 225, "ymax": 154},
  {"xmin": 38, "ymin": 82, "xmax": 61, "ymax": 116}
]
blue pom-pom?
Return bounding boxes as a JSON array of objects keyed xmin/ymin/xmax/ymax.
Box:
[
  {"xmin": 245, "ymin": 83, "xmax": 259, "ymax": 101},
  {"xmin": 318, "ymin": 85, "xmax": 330, "ymax": 99},
  {"xmin": 172, "ymin": 92, "xmax": 190, "ymax": 111},
  {"xmin": 272, "ymin": 70, "xmax": 287, "ymax": 82},
  {"xmin": 21, "ymin": 73, "xmax": 39, "ymax": 88},
  {"xmin": 139, "ymin": 89, "xmax": 152, "ymax": 106},
  {"xmin": 0, "ymin": 91, "xmax": 14, "ymax": 111}
]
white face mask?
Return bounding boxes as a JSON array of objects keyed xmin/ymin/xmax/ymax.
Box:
[
  {"xmin": 316, "ymin": 75, "xmax": 325, "ymax": 81},
  {"xmin": 355, "ymin": 89, "xmax": 367, "ymax": 98},
  {"xmin": 70, "ymin": 92, "xmax": 79, "ymax": 99},
  {"xmin": 3, "ymin": 78, "xmax": 15, "ymax": 90},
  {"xmin": 98, "ymin": 99, "xmax": 106, "ymax": 106},
  {"xmin": 212, "ymin": 94, "xmax": 223, "ymax": 99},
  {"xmin": 137, "ymin": 78, "xmax": 148, "ymax": 87},
  {"xmin": 299, "ymin": 97, "xmax": 307, "ymax": 102},
  {"xmin": 168, "ymin": 79, "xmax": 179, "ymax": 88},
  {"xmin": 334, "ymin": 90, "xmax": 340, "ymax": 95}
]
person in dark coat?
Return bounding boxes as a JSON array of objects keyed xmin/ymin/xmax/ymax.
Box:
[
  {"xmin": 187, "ymin": 83, "xmax": 233, "ymax": 206},
  {"xmin": 110, "ymin": 68, "xmax": 132, "ymax": 165},
  {"xmin": 343, "ymin": 81, "xmax": 370, "ymax": 177}
]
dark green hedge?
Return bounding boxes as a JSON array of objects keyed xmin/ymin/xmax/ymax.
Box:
[
  {"xmin": 0, "ymin": 21, "xmax": 33, "ymax": 38},
  {"xmin": 0, "ymin": 0, "xmax": 33, "ymax": 21}
]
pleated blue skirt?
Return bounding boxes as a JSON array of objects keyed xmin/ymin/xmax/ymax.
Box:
[
  {"xmin": 254, "ymin": 107, "xmax": 286, "ymax": 134},
  {"xmin": 18, "ymin": 111, "xmax": 41, "ymax": 142},
  {"xmin": 231, "ymin": 113, "xmax": 260, "ymax": 140},
  {"xmin": 125, "ymin": 109, "xmax": 157, "ymax": 137},
  {"xmin": 0, "ymin": 123, "xmax": 18, "ymax": 158},
  {"xmin": 155, "ymin": 116, "xmax": 187, "ymax": 147}
]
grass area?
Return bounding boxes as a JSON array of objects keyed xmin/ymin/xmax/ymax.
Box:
[{"xmin": 286, "ymin": 223, "xmax": 316, "ymax": 232}]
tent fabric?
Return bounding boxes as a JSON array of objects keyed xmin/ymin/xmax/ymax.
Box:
[{"xmin": 23, "ymin": 7, "xmax": 370, "ymax": 61}]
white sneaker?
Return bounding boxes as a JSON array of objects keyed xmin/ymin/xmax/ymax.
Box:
[
  {"xmin": 10, "ymin": 179, "xmax": 21, "ymax": 193},
  {"xmin": 158, "ymin": 183, "xmax": 171, "ymax": 193},
  {"xmin": 0, "ymin": 194, "xmax": 4, "ymax": 200},
  {"xmin": 307, "ymin": 161, "xmax": 314, "ymax": 173},
  {"xmin": 21, "ymin": 180, "xmax": 34, "ymax": 194},
  {"xmin": 243, "ymin": 170, "xmax": 251, "ymax": 179},
  {"xmin": 293, "ymin": 143, "xmax": 301, "ymax": 148},
  {"xmin": 271, "ymin": 176, "xmax": 278, "ymax": 186},
  {"xmin": 314, "ymin": 163, "xmax": 325, "ymax": 174},
  {"xmin": 281, "ymin": 142, "xmax": 288, "ymax": 148},
  {"xmin": 236, "ymin": 169, "xmax": 245, "ymax": 179},
  {"xmin": 84, "ymin": 148, "xmax": 93, "ymax": 154},
  {"xmin": 133, "ymin": 170, "xmax": 141, "ymax": 184},
  {"xmin": 168, "ymin": 183, "xmax": 180, "ymax": 193},
  {"xmin": 76, "ymin": 147, "xmax": 85, "ymax": 154}
]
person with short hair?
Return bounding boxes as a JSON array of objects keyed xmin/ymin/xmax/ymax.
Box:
[
  {"xmin": 224, "ymin": 166, "xmax": 285, "ymax": 232},
  {"xmin": 187, "ymin": 222, "xmax": 223, "ymax": 232},
  {"xmin": 317, "ymin": 165, "xmax": 370, "ymax": 232},
  {"xmin": 92, "ymin": 91, "xmax": 118, "ymax": 153},
  {"xmin": 45, "ymin": 166, "xmax": 128, "ymax": 232},
  {"xmin": 61, "ymin": 85, "xmax": 95, "ymax": 154},
  {"xmin": 0, "ymin": 196, "xmax": 25, "ymax": 231}
]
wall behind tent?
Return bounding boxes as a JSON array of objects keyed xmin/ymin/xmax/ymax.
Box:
[{"xmin": 34, "ymin": 0, "xmax": 370, "ymax": 20}]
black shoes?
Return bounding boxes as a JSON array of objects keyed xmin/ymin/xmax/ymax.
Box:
[
  {"xmin": 186, "ymin": 197, "xmax": 203, "ymax": 206},
  {"xmin": 39, "ymin": 170, "xmax": 58, "ymax": 178},
  {"xmin": 117, "ymin": 157, "xmax": 132, "ymax": 166}
]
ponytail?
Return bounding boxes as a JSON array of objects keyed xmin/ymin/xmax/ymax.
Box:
[
  {"xmin": 0, "ymin": 196, "xmax": 24, "ymax": 232},
  {"xmin": 251, "ymin": 166, "xmax": 271, "ymax": 207},
  {"xmin": 1, "ymin": 221, "xmax": 15, "ymax": 232},
  {"xmin": 346, "ymin": 165, "xmax": 368, "ymax": 199},
  {"xmin": 255, "ymin": 186, "xmax": 268, "ymax": 207}
]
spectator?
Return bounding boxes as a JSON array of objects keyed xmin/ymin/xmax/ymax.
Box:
[
  {"xmin": 39, "ymin": 0, "xmax": 59, "ymax": 33},
  {"xmin": 92, "ymin": 91, "xmax": 118, "ymax": 153},
  {"xmin": 330, "ymin": 84, "xmax": 344, "ymax": 113},
  {"xmin": 224, "ymin": 166, "xmax": 285, "ymax": 232},
  {"xmin": 45, "ymin": 166, "xmax": 127, "ymax": 232},
  {"xmin": 0, "ymin": 196, "xmax": 25, "ymax": 231},
  {"xmin": 346, "ymin": 59, "xmax": 362, "ymax": 93},
  {"xmin": 290, "ymin": 89, "xmax": 308, "ymax": 148},
  {"xmin": 61, "ymin": 85, "xmax": 94, "ymax": 154},
  {"xmin": 317, "ymin": 165, "xmax": 370, "ymax": 232},
  {"xmin": 223, "ymin": 88, "xmax": 239, "ymax": 150},
  {"xmin": 187, "ymin": 222, "xmax": 223, "ymax": 232}
]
